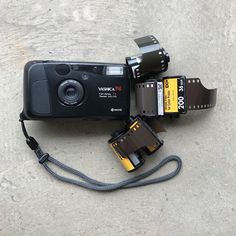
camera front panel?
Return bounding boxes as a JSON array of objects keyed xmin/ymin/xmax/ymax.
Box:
[{"xmin": 23, "ymin": 61, "xmax": 130, "ymax": 120}]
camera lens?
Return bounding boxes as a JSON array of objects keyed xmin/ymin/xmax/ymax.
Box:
[
  {"xmin": 65, "ymin": 87, "xmax": 76, "ymax": 97},
  {"xmin": 58, "ymin": 80, "xmax": 84, "ymax": 106}
]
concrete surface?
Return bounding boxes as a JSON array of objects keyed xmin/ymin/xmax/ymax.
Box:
[{"xmin": 0, "ymin": 0, "xmax": 235, "ymax": 235}]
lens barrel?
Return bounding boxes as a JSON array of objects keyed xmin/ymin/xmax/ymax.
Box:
[{"xmin": 58, "ymin": 79, "xmax": 84, "ymax": 106}]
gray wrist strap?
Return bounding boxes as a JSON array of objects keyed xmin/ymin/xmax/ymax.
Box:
[{"xmin": 20, "ymin": 119, "xmax": 182, "ymax": 192}]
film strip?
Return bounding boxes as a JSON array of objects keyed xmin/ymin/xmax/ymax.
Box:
[
  {"xmin": 136, "ymin": 81, "xmax": 162, "ymax": 116},
  {"xmin": 108, "ymin": 116, "xmax": 163, "ymax": 172},
  {"xmin": 126, "ymin": 35, "xmax": 169, "ymax": 79},
  {"xmin": 186, "ymin": 78, "xmax": 217, "ymax": 110},
  {"xmin": 135, "ymin": 76, "xmax": 217, "ymax": 117}
]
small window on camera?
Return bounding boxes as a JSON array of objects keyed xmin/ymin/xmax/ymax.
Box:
[{"xmin": 106, "ymin": 66, "xmax": 123, "ymax": 76}]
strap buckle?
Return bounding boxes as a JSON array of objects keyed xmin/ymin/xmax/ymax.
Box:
[{"xmin": 38, "ymin": 153, "xmax": 49, "ymax": 164}]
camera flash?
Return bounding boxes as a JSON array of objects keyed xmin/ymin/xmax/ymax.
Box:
[{"xmin": 106, "ymin": 66, "xmax": 124, "ymax": 76}]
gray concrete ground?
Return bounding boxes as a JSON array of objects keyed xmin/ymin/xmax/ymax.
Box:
[{"xmin": 0, "ymin": 0, "xmax": 235, "ymax": 235}]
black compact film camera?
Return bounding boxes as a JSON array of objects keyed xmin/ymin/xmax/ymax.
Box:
[
  {"xmin": 21, "ymin": 61, "xmax": 131, "ymax": 120},
  {"xmin": 21, "ymin": 36, "xmax": 170, "ymax": 120}
]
